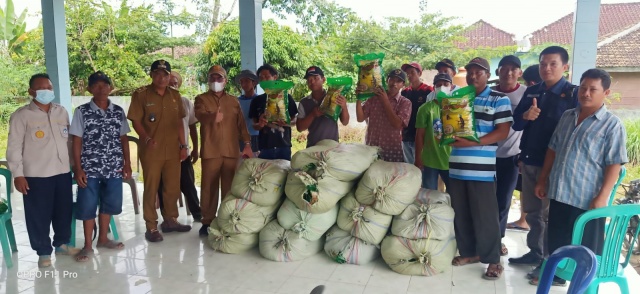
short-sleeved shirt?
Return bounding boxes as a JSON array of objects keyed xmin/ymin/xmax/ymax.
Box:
[
  {"xmin": 194, "ymin": 91, "xmax": 251, "ymax": 159},
  {"xmin": 69, "ymin": 100, "xmax": 130, "ymax": 178},
  {"xmin": 239, "ymin": 94, "xmax": 259, "ymax": 136},
  {"xmin": 492, "ymin": 84, "xmax": 527, "ymax": 158},
  {"xmin": 362, "ymin": 92, "xmax": 412, "ymax": 162},
  {"xmin": 249, "ymin": 93, "xmax": 298, "ymax": 149},
  {"xmin": 401, "ymin": 83, "xmax": 433, "ymax": 142},
  {"xmin": 298, "ymin": 94, "xmax": 340, "ymax": 148},
  {"xmin": 449, "ymin": 87, "xmax": 513, "ymax": 182},
  {"xmin": 415, "ymin": 100, "xmax": 451, "ymax": 170},
  {"xmin": 181, "ymin": 97, "xmax": 198, "ymax": 152},
  {"xmin": 548, "ymin": 105, "xmax": 628, "ymax": 210},
  {"xmin": 127, "ymin": 85, "xmax": 186, "ymax": 161},
  {"xmin": 7, "ymin": 102, "xmax": 71, "ymax": 178}
]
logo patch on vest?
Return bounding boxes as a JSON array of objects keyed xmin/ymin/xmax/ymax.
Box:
[{"xmin": 35, "ymin": 130, "xmax": 45, "ymax": 138}]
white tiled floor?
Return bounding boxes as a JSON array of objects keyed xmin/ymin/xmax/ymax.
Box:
[{"xmin": 1, "ymin": 188, "xmax": 640, "ymax": 294}]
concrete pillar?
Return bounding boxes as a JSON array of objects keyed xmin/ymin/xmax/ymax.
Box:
[
  {"xmin": 570, "ymin": 0, "xmax": 601, "ymax": 84},
  {"xmin": 239, "ymin": 0, "xmax": 264, "ymax": 72},
  {"xmin": 41, "ymin": 0, "xmax": 72, "ymax": 113}
]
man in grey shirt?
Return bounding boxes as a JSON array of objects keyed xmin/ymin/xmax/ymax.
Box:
[{"xmin": 297, "ymin": 66, "xmax": 349, "ymax": 147}]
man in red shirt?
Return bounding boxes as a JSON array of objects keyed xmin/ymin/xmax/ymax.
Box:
[
  {"xmin": 356, "ymin": 69, "xmax": 412, "ymax": 162},
  {"xmin": 401, "ymin": 62, "xmax": 433, "ymax": 164}
]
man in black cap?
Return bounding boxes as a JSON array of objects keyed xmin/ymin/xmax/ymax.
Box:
[
  {"xmin": 356, "ymin": 69, "xmax": 411, "ymax": 162},
  {"xmin": 236, "ymin": 69, "xmax": 260, "ymax": 156},
  {"xmin": 127, "ymin": 60, "xmax": 191, "ymax": 242},
  {"xmin": 70, "ymin": 71, "xmax": 132, "ymax": 260},
  {"xmin": 491, "ymin": 55, "xmax": 527, "ymax": 257},
  {"xmin": 297, "ymin": 66, "xmax": 349, "ymax": 147},
  {"xmin": 522, "ymin": 65, "xmax": 542, "ymax": 86},
  {"xmin": 425, "ymin": 59, "xmax": 461, "ymax": 103}
]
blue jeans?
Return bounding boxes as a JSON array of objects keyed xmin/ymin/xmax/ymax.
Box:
[
  {"xmin": 259, "ymin": 147, "xmax": 292, "ymax": 161},
  {"xmin": 402, "ymin": 141, "xmax": 415, "ymax": 164},
  {"xmin": 422, "ymin": 166, "xmax": 450, "ymax": 190},
  {"xmin": 76, "ymin": 177, "xmax": 123, "ymax": 220}
]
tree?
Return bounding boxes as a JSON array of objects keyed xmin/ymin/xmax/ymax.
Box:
[
  {"xmin": 191, "ymin": 0, "xmax": 237, "ymax": 38},
  {"xmin": 264, "ymin": 0, "xmax": 356, "ymax": 39},
  {"xmin": 0, "ymin": 0, "xmax": 28, "ymax": 55}
]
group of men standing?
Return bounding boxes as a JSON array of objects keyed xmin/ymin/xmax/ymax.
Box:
[{"xmin": 6, "ymin": 45, "xmax": 628, "ymax": 284}]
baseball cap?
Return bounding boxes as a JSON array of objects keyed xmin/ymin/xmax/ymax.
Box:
[
  {"xmin": 401, "ymin": 62, "xmax": 423, "ymax": 73},
  {"xmin": 435, "ymin": 59, "xmax": 456, "ymax": 73},
  {"xmin": 208, "ymin": 65, "xmax": 227, "ymax": 78},
  {"xmin": 303, "ymin": 66, "xmax": 324, "ymax": 79},
  {"xmin": 465, "ymin": 57, "xmax": 491, "ymax": 72},
  {"xmin": 498, "ymin": 55, "xmax": 522, "ymax": 68},
  {"xmin": 150, "ymin": 60, "xmax": 171, "ymax": 74},
  {"xmin": 88, "ymin": 71, "xmax": 112, "ymax": 87},
  {"xmin": 235, "ymin": 69, "xmax": 258, "ymax": 83},
  {"xmin": 387, "ymin": 68, "xmax": 407, "ymax": 82},
  {"xmin": 433, "ymin": 73, "xmax": 452, "ymax": 84},
  {"xmin": 522, "ymin": 64, "xmax": 542, "ymax": 84}
]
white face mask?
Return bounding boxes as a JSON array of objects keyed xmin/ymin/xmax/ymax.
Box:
[
  {"xmin": 35, "ymin": 89, "xmax": 56, "ymax": 104},
  {"xmin": 436, "ymin": 85, "xmax": 451, "ymax": 95},
  {"xmin": 209, "ymin": 82, "xmax": 225, "ymax": 92}
]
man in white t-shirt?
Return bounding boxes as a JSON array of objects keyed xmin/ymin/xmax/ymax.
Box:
[
  {"xmin": 157, "ymin": 71, "xmax": 202, "ymax": 221},
  {"xmin": 491, "ymin": 55, "xmax": 527, "ymax": 256}
]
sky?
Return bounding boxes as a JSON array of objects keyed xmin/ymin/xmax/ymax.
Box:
[{"xmin": 7, "ymin": 0, "xmax": 640, "ymax": 40}]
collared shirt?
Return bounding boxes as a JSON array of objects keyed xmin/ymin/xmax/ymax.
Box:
[
  {"xmin": 127, "ymin": 85, "xmax": 186, "ymax": 161},
  {"xmin": 512, "ymin": 78, "xmax": 578, "ymax": 166},
  {"xmin": 492, "ymin": 84, "xmax": 527, "ymax": 158},
  {"xmin": 181, "ymin": 97, "xmax": 198, "ymax": 152},
  {"xmin": 298, "ymin": 93, "xmax": 339, "ymax": 148},
  {"xmin": 362, "ymin": 92, "xmax": 412, "ymax": 162},
  {"xmin": 548, "ymin": 105, "xmax": 628, "ymax": 210},
  {"xmin": 7, "ymin": 101, "xmax": 71, "ymax": 178},
  {"xmin": 70, "ymin": 99, "xmax": 130, "ymax": 178},
  {"xmin": 401, "ymin": 83, "xmax": 433, "ymax": 142},
  {"xmin": 195, "ymin": 91, "xmax": 250, "ymax": 159},
  {"xmin": 449, "ymin": 86, "xmax": 513, "ymax": 182}
]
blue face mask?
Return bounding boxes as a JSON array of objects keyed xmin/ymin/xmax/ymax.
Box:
[{"xmin": 35, "ymin": 89, "xmax": 55, "ymax": 105}]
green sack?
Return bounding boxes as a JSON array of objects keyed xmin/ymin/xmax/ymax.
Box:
[
  {"xmin": 0, "ymin": 198, "xmax": 7, "ymax": 214},
  {"xmin": 321, "ymin": 77, "xmax": 353, "ymax": 121},
  {"xmin": 437, "ymin": 85, "xmax": 479, "ymax": 146},
  {"xmin": 259, "ymin": 80, "xmax": 294, "ymax": 124},
  {"xmin": 354, "ymin": 53, "xmax": 386, "ymax": 100}
]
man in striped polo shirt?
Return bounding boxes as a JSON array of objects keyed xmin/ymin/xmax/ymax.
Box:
[{"xmin": 449, "ymin": 57, "xmax": 512, "ymax": 280}]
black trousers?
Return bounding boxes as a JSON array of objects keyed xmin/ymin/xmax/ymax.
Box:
[
  {"xmin": 449, "ymin": 178, "xmax": 502, "ymax": 264},
  {"xmin": 547, "ymin": 199, "xmax": 604, "ymax": 256},
  {"xmin": 496, "ymin": 156, "xmax": 519, "ymax": 237},
  {"xmin": 158, "ymin": 156, "xmax": 201, "ymax": 217},
  {"xmin": 24, "ymin": 172, "xmax": 73, "ymax": 256}
]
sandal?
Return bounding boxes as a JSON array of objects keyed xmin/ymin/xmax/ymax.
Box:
[
  {"xmin": 75, "ymin": 248, "xmax": 94, "ymax": 262},
  {"xmin": 97, "ymin": 239, "xmax": 125, "ymax": 250},
  {"xmin": 38, "ymin": 255, "xmax": 52, "ymax": 268},
  {"xmin": 483, "ymin": 263, "xmax": 504, "ymax": 280},
  {"xmin": 507, "ymin": 222, "xmax": 530, "ymax": 231},
  {"xmin": 55, "ymin": 244, "xmax": 81, "ymax": 256},
  {"xmin": 529, "ymin": 276, "xmax": 567, "ymax": 287},
  {"xmin": 452, "ymin": 256, "xmax": 480, "ymax": 266},
  {"xmin": 501, "ymin": 243, "xmax": 509, "ymax": 256}
]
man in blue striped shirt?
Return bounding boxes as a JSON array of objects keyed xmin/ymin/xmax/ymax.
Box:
[
  {"xmin": 531, "ymin": 68, "xmax": 627, "ymax": 285},
  {"xmin": 449, "ymin": 57, "xmax": 512, "ymax": 280}
]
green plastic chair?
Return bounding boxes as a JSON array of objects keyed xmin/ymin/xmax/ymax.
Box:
[
  {"xmin": 69, "ymin": 178, "xmax": 119, "ymax": 247},
  {"xmin": 543, "ymin": 204, "xmax": 640, "ymax": 294},
  {"xmin": 0, "ymin": 168, "xmax": 18, "ymax": 268},
  {"xmin": 608, "ymin": 166, "xmax": 627, "ymax": 206}
]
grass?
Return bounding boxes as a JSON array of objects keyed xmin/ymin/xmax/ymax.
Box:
[{"xmin": 625, "ymin": 119, "xmax": 640, "ymax": 166}]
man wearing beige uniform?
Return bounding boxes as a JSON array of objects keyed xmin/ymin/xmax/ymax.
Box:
[
  {"xmin": 7, "ymin": 73, "xmax": 81, "ymax": 268},
  {"xmin": 195, "ymin": 65, "xmax": 253, "ymax": 236}
]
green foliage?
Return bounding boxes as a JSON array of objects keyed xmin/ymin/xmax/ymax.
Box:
[
  {"xmin": 624, "ymin": 119, "xmax": 640, "ymax": 165},
  {"xmin": 0, "ymin": 0, "xmax": 28, "ymax": 55}
]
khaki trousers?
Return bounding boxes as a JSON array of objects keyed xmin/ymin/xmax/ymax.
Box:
[
  {"xmin": 200, "ymin": 157, "xmax": 238, "ymax": 225},
  {"xmin": 141, "ymin": 158, "xmax": 181, "ymax": 230}
]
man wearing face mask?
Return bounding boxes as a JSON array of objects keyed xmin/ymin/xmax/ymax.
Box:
[
  {"xmin": 356, "ymin": 69, "xmax": 412, "ymax": 162},
  {"xmin": 414, "ymin": 73, "xmax": 454, "ymax": 190},
  {"xmin": 128, "ymin": 60, "xmax": 191, "ymax": 243},
  {"xmin": 7, "ymin": 73, "xmax": 81, "ymax": 268},
  {"xmin": 425, "ymin": 59, "xmax": 460, "ymax": 103},
  {"xmin": 491, "ymin": 55, "xmax": 527, "ymax": 257},
  {"xmin": 195, "ymin": 65, "xmax": 253, "ymax": 236}
]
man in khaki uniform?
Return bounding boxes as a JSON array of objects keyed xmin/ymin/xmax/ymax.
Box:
[
  {"xmin": 195, "ymin": 65, "xmax": 253, "ymax": 236},
  {"xmin": 7, "ymin": 73, "xmax": 81, "ymax": 268},
  {"xmin": 127, "ymin": 60, "xmax": 191, "ymax": 242}
]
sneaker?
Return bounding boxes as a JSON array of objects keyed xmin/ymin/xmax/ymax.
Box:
[
  {"xmin": 145, "ymin": 229, "xmax": 164, "ymax": 242},
  {"xmin": 508, "ymin": 251, "xmax": 543, "ymax": 265},
  {"xmin": 55, "ymin": 244, "xmax": 81, "ymax": 256},
  {"xmin": 199, "ymin": 224, "xmax": 209, "ymax": 236},
  {"xmin": 38, "ymin": 255, "xmax": 52, "ymax": 268},
  {"xmin": 160, "ymin": 218, "xmax": 192, "ymax": 233}
]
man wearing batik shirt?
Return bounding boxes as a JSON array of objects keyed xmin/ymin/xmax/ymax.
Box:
[
  {"xmin": 531, "ymin": 69, "xmax": 627, "ymax": 286},
  {"xmin": 448, "ymin": 57, "xmax": 512, "ymax": 281},
  {"xmin": 356, "ymin": 69, "xmax": 411, "ymax": 162},
  {"xmin": 400, "ymin": 62, "xmax": 433, "ymax": 164}
]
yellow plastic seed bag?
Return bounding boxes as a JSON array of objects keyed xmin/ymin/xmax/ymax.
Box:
[
  {"xmin": 354, "ymin": 53, "xmax": 385, "ymax": 100},
  {"xmin": 259, "ymin": 80, "xmax": 294, "ymax": 124},
  {"xmin": 320, "ymin": 77, "xmax": 353, "ymax": 121},
  {"xmin": 437, "ymin": 86, "xmax": 479, "ymax": 146}
]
